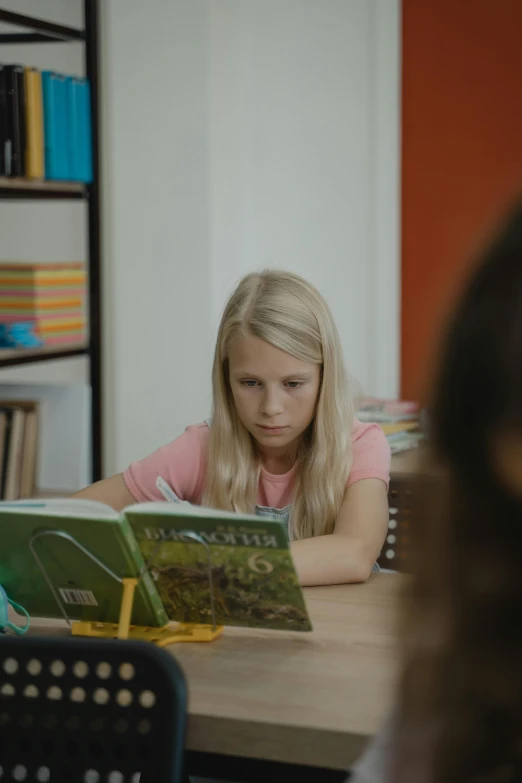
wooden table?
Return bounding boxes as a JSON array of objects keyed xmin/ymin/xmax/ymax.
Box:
[{"xmin": 28, "ymin": 573, "xmax": 402, "ymax": 773}]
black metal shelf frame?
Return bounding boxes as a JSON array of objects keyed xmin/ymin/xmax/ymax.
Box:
[
  {"xmin": 0, "ymin": 9, "xmax": 83, "ymax": 43},
  {"xmin": 0, "ymin": 346, "xmax": 88, "ymax": 368}
]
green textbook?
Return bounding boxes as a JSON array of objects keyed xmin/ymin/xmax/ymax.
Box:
[
  {"xmin": 126, "ymin": 503, "xmax": 312, "ymax": 632},
  {"xmin": 0, "ymin": 499, "xmax": 167, "ymax": 627},
  {"xmin": 0, "ymin": 499, "xmax": 312, "ymax": 632}
]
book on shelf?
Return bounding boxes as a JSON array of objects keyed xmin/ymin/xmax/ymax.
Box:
[
  {"xmin": 357, "ymin": 397, "xmax": 419, "ymax": 423},
  {"xmin": 0, "ymin": 499, "xmax": 312, "ymax": 633},
  {"xmin": 3, "ymin": 65, "xmax": 25, "ymax": 178},
  {"xmin": 41, "ymin": 70, "xmax": 92, "ymax": 183},
  {"xmin": 20, "ymin": 405, "xmax": 38, "ymax": 498},
  {"xmin": 68, "ymin": 77, "xmax": 92, "ymax": 184},
  {"xmin": 42, "ymin": 71, "xmax": 69, "ymax": 181},
  {"xmin": 0, "ymin": 61, "xmax": 92, "ymax": 183},
  {"xmin": 357, "ymin": 396, "xmax": 424, "ymax": 454},
  {"xmin": 387, "ymin": 431, "xmax": 424, "ymax": 455},
  {"xmin": 0, "ymin": 66, "xmax": 7, "ymax": 176},
  {"xmin": 0, "ymin": 262, "xmax": 87, "ymax": 348},
  {"xmin": 380, "ymin": 421, "xmax": 419, "ymax": 436},
  {"xmin": 24, "ymin": 67, "xmax": 45, "ymax": 181},
  {"xmin": 2, "ymin": 406, "xmax": 25, "ymax": 501},
  {"xmin": 0, "ymin": 401, "xmax": 39, "ymax": 500}
]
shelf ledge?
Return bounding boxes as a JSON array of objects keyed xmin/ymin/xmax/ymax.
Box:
[
  {"xmin": 0, "ymin": 9, "xmax": 83, "ymax": 42},
  {"xmin": 0, "ymin": 178, "xmax": 87, "ymax": 200},
  {"xmin": 0, "ymin": 344, "xmax": 89, "ymax": 368}
]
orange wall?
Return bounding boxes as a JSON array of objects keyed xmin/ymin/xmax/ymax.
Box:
[{"xmin": 401, "ymin": 0, "xmax": 522, "ymax": 400}]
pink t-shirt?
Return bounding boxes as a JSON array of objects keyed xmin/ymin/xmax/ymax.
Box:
[{"xmin": 123, "ymin": 419, "xmax": 391, "ymax": 509}]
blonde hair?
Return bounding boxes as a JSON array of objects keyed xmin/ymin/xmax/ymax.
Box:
[{"xmin": 202, "ymin": 270, "xmax": 354, "ymax": 539}]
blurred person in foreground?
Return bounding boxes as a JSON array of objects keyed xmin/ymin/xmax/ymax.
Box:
[{"xmin": 352, "ymin": 202, "xmax": 522, "ymax": 783}]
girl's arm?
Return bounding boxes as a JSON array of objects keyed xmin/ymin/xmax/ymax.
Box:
[
  {"xmin": 290, "ymin": 478, "xmax": 389, "ymax": 586},
  {"xmin": 72, "ymin": 473, "xmax": 136, "ymax": 512},
  {"xmin": 72, "ymin": 424, "xmax": 207, "ymax": 511}
]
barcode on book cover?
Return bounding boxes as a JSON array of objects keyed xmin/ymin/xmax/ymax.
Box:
[{"xmin": 59, "ymin": 588, "xmax": 98, "ymax": 607}]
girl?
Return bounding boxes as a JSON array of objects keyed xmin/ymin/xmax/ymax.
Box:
[
  {"xmin": 352, "ymin": 204, "xmax": 522, "ymax": 783},
  {"xmin": 75, "ymin": 270, "xmax": 390, "ymax": 586}
]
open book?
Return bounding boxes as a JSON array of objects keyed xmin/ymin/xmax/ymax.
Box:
[{"xmin": 0, "ymin": 499, "xmax": 312, "ymax": 632}]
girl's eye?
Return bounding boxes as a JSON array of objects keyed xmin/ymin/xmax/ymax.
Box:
[
  {"xmin": 286, "ymin": 381, "xmax": 303, "ymax": 389},
  {"xmin": 241, "ymin": 380, "xmax": 259, "ymax": 388}
]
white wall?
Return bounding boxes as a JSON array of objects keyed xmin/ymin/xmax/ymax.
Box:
[
  {"xmin": 103, "ymin": 0, "xmax": 400, "ymax": 475},
  {"xmin": 208, "ymin": 0, "xmax": 400, "ymax": 394},
  {"xmin": 102, "ymin": 0, "xmax": 214, "ymax": 474}
]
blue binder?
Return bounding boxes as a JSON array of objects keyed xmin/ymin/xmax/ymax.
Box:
[
  {"xmin": 68, "ymin": 77, "xmax": 93, "ymax": 183},
  {"xmin": 42, "ymin": 71, "xmax": 70, "ymax": 180}
]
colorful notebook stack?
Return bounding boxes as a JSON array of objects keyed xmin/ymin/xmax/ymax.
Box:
[
  {"xmin": 0, "ymin": 263, "xmax": 86, "ymax": 348},
  {"xmin": 357, "ymin": 397, "xmax": 423, "ymax": 454},
  {"xmin": 0, "ymin": 64, "xmax": 92, "ymax": 182}
]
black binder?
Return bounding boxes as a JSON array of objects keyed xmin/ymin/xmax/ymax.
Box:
[
  {"xmin": 0, "ymin": 66, "xmax": 7, "ymax": 176},
  {"xmin": 4, "ymin": 65, "xmax": 25, "ymax": 177}
]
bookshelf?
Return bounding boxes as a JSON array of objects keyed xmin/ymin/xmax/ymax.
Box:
[{"xmin": 0, "ymin": 2, "xmax": 102, "ymax": 482}]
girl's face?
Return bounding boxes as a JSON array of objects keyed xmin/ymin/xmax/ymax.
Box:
[{"xmin": 228, "ymin": 333, "xmax": 321, "ymax": 459}]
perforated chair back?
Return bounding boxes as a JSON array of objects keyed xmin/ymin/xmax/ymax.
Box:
[
  {"xmin": 378, "ymin": 475, "xmax": 414, "ymax": 571},
  {"xmin": 0, "ymin": 635, "xmax": 187, "ymax": 783}
]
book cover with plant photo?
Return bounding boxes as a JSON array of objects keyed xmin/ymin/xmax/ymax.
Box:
[{"xmin": 125, "ymin": 503, "xmax": 312, "ymax": 632}]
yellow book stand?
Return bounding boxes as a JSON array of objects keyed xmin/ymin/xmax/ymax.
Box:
[
  {"xmin": 30, "ymin": 529, "xmax": 224, "ymax": 648},
  {"xmin": 71, "ymin": 578, "xmax": 223, "ymax": 647}
]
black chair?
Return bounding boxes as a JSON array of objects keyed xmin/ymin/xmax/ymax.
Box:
[
  {"xmin": 378, "ymin": 474, "xmax": 414, "ymax": 572},
  {"xmin": 0, "ymin": 635, "xmax": 187, "ymax": 782}
]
